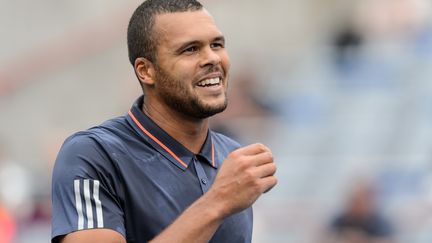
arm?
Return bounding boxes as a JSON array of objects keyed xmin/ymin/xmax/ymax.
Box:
[
  {"xmin": 149, "ymin": 143, "xmax": 278, "ymax": 243},
  {"xmin": 60, "ymin": 229, "xmax": 126, "ymax": 243},
  {"xmin": 51, "ymin": 135, "xmax": 126, "ymax": 243},
  {"xmin": 57, "ymin": 143, "xmax": 277, "ymax": 243}
]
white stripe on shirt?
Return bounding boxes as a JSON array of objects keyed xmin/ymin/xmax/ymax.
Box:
[
  {"xmin": 83, "ymin": 179, "xmax": 94, "ymax": 229},
  {"xmin": 74, "ymin": 179, "xmax": 84, "ymax": 230},
  {"xmin": 93, "ymin": 180, "xmax": 104, "ymax": 228}
]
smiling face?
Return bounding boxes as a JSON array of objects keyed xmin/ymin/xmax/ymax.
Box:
[{"xmin": 143, "ymin": 10, "xmax": 230, "ymax": 119}]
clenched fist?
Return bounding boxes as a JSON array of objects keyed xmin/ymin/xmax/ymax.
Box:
[{"xmin": 207, "ymin": 143, "xmax": 278, "ymax": 217}]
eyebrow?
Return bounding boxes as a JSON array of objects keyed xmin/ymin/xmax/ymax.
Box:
[
  {"xmin": 213, "ymin": 36, "xmax": 225, "ymax": 44},
  {"xmin": 175, "ymin": 35, "xmax": 225, "ymax": 53}
]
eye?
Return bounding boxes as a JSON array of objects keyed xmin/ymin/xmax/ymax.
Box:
[
  {"xmin": 182, "ymin": 46, "xmax": 198, "ymax": 54},
  {"xmin": 210, "ymin": 42, "xmax": 224, "ymax": 49}
]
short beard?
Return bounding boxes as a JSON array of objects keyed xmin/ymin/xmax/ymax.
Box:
[{"xmin": 154, "ymin": 64, "xmax": 228, "ymax": 119}]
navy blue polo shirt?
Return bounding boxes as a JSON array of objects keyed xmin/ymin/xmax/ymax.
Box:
[{"xmin": 51, "ymin": 96, "xmax": 253, "ymax": 243}]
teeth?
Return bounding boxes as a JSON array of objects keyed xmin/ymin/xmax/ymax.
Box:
[{"xmin": 197, "ymin": 78, "xmax": 220, "ymax": 87}]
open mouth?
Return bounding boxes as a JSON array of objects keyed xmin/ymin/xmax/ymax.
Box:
[{"xmin": 196, "ymin": 77, "xmax": 221, "ymax": 87}]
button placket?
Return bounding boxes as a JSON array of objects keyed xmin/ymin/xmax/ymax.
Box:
[{"xmin": 193, "ymin": 157, "xmax": 210, "ymax": 194}]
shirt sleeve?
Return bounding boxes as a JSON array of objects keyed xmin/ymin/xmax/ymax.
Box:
[{"xmin": 51, "ymin": 133, "xmax": 125, "ymax": 242}]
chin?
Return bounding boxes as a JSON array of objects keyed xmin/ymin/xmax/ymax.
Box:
[
  {"xmin": 203, "ymin": 95, "xmax": 227, "ymax": 106},
  {"xmin": 193, "ymin": 100, "xmax": 227, "ymax": 119},
  {"xmin": 204, "ymin": 100, "xmax": 227, "ymax": 111}
]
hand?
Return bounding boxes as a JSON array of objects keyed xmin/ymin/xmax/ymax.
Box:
[{"xmin": 207, "ymin": 143, "xmax": 277, "ymax": 217}]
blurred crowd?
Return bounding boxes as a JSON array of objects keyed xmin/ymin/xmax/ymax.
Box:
[{"xmin": 1, "ymin": 0, "xmax": 432, "ymax": 242}]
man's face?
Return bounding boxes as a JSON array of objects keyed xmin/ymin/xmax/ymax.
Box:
[{"xmin": 150, "ymin": 10, "xmax": 230, "ymax": 119}]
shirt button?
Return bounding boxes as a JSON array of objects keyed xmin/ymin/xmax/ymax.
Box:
[{"xmin": 201, "ymin": 178, "xmax": 207, "ymax": 185}]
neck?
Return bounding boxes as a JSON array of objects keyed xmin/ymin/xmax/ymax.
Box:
[{"xmin": 142, "ymin": 99, "xmax": 209, "ymax": 154}]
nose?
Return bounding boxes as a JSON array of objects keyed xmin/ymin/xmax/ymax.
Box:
[{"xmin": 199, "ymin": 46, "xmax": 221, "ymax": 67}]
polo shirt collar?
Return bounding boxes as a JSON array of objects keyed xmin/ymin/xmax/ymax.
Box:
[{"xmin": 126, "ymin": 96, "xmax": 217, "ymax": 171}]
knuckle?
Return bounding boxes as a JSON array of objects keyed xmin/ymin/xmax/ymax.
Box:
[
  {"xmin": 267, "ymin": 165, "xmax": 276, "ymax": 176},
  {"xmin": 255, "ymin": 143, "xmax": 266, "ymax": 151},
  {"xmin": 237, "ymin": 157, "xmax": 249, "ymax": 169},
  {"xmin": 229, "ymin": 149, "xmax": 240, "ymax": 158},
  {"xmin": 265, "ymin": 151, "xmax": 274, "ymax": 161},
  {"xmin": 238, "ymin": 156, "xmax": 250, "ymax": 170},
  {"xmin": 272, "ymin": 176, "xmax": 278, "ymax": 185},
  {"xmin": 271, "ymin": 162, "xmax": 277, "ymax": 172},
  {"xmin": 244, "ymin": 169, "xmax": 255, "ymax": 179},
  {"xmin": 251, "ymin": 180, "xmax": 261, "ymax": 191},
  {"xmin": 259, "ymin": 143, "xmax": 271, "ymax": 152}
]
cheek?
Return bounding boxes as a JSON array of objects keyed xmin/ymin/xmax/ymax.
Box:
[
  {"xmin": 170, "ymin": 61, "xmax": 196, "ymax": 80},
  {"xmin": 221, "ymin": 52, "xmax": 231, "ymax": 72}
]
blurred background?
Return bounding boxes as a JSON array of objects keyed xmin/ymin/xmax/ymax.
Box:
[{"xmin": 1, "ymin": 0, "xmax": 432, "ymax": 242}]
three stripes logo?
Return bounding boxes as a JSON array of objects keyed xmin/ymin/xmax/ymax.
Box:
[{"xmin": 74, "ymin": 179, "xmax": 104, "ymax": 230}]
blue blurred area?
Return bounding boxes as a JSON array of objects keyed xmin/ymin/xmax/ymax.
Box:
[{"xmin": 1, "ymin": 0, "xmax": 432, "ymax": 242}]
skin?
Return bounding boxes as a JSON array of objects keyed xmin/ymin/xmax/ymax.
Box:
[
  {"xmin": 137, "ymin": 9, "xmax": 230, "ymax": 153},
  {"xmin": 61, "ymin": 9, "xmax": 277, "ymax": 243}
]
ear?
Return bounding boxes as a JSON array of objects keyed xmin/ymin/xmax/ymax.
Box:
[{"xmin": 134, "ymin": 57, "xmax": 156, "ymax": 86}]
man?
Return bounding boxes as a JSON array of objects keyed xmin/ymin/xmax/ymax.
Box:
[{"xmin": 51, "ymin": 0, "xmax": 277, "ymax": 242}]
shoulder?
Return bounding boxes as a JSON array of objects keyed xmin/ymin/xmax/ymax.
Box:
[
  {"xmin": 90, "ymin": 116, "xmax": 133, "ymax": 146},
  {"xmin": 58, "ymin": 131, "xmax": 105, "ymax": 161},
  {"xmin": 53, "ymin": 116, "xmax": 132, "ymax": 177},
  {"xmin": 68, "ymin": 116, "xmax": 134, "ymax": 153},
  {"xmin": 53, "ymin": 131, "xmax": 112, "ymax": 182}
]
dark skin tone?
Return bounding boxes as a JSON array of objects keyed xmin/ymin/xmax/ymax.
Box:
[{"xmin": 61, "ymin": 10, "xmax": 277, "ymax": 243}]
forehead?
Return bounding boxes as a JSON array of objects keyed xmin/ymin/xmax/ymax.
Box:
[{"xmin": 153, "ymin": 10, "xmax": 223, "ymax": 47}]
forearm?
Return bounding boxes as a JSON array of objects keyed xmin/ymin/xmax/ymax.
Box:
[
  {"xmin": 149, "ymin": 192, "xmax": 225, "ymax": 243},
  {"xmin": 150, "ymin": 143, "xmax": 277, "ymax": 243}
]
